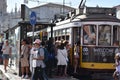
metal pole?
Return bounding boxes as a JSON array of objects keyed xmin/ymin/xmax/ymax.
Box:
[
  {"xmin": 51, "ymin": 25, "xmax": 53, "ymax": 38},
  {"xmin": 32, "ymin": 25, "xmax": 35, "ymax": 43}
]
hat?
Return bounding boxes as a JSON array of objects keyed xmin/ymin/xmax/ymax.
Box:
[{"xmin": 33, "ymin": 39, "xmax": 41, "ymax": 44}]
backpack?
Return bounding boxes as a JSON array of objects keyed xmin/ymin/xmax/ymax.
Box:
[
  {"xmin": 38, "ymin": 47, "xmax": 50, "ymax": 65},
  {"xmin": 43, "ymin": 48, "xmax": 49, "ymax": 63},
  {"xmin": 38, "ymin": 47, "xmax": 49, "ymax": 64}
]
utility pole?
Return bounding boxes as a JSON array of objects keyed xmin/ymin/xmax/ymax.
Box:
[{"xmin": 63, "ymin": 0, "xmax": 65, "ymax": 14}]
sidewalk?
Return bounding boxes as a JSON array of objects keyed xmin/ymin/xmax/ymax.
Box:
[
  {"xmin": 0, "ymin": 65, "xmax": 28, "ymax": 80},
  {"xmin": 0, "ymin": 65, "xmax": 78, "ymax": 80}
]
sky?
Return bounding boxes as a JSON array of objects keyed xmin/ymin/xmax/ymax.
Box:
[{"xmin": 7, "ymin": 0, "xmax": 120, "ymax": 12}]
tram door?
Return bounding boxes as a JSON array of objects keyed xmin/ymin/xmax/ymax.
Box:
[
  {"xmin": 113, "ymin": 25, "xmax": 120, "ymax": 43},
  {"xmin": 72, "ymin": 27, "xmax": 81, "ymax": 64}
]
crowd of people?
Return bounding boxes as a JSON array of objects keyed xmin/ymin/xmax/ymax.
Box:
[
  {"xmin": 0, "ymin": 38, "xmax": 72, "ymax": 79},
  {"xmin": 0, "ymin": 38, "xmax": 79, "ymax": 80},
  {"xmin": 20, "ymin": 38, "xmax": 72, "ymax": 79},
  {"xmin": 17, "ymin": 37, "xmax": 76, "ymax": 79},
  {"xmin": 0, "ymin": 37, "xmax": 80, "ymax": 80}
]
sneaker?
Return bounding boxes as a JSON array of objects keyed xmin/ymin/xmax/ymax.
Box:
[
  {"xmin": 24, "ymin": 75, "xmax": 29, "ymax": 79},
  {"xmin": 21, "ymin": 75, "xmax": 24, "ymax": 78}
]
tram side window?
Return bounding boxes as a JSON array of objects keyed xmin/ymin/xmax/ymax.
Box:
[
  {"xmin": 98, "ymin": 25, "xmax": 111, "ymax": 46},
  {"xmin": 113, "ymin": 25, "xmax": 120, "ymax": 44},
  {"xmin": 83, "ymin": 25, "xmax": 96, "ymax": 45}
]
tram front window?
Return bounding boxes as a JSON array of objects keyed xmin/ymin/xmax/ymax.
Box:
[
  {"xmin": 83, "ymin": 25, "xmax": 96, "ymax": 45},
  {"xmin": 98, "ymin": 25, "xmax": 111, "ymax": 46}
]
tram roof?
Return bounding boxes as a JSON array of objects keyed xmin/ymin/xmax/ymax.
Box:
[
  {"xmin": 56, "ymin": 14, "xmax": 120, "ymax": 26},
  {"xmin": 77, "ymin": 14, "xmax": 120, "ymax": 22}
]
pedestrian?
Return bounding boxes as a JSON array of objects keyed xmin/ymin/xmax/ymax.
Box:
[
  {"xmin": 32, "ymin": 39, "xmax": 45, "ymax": 80},
  {"xmin": 20, "ymin": 39, "xmax": 29, "ymax": 79},
  {"xmin": 63, "ymin": 40, "xmax": 70, "ymax": 76},
  {"xmin": 112, "ymin": 41, "xmax": 120, "ymax": 80},
  {"xmin": 1, "ymin": 40, "xmax": 12, "ymax": 72},
  {"xmin": 46, "ymin": 38, "xmax": 56, "ymax": 78},
  {"xmin": 113, "ymin": 52, "xmax": 120, "ymax": 80},
  {"xmin": 56, "ymin": 42, "xmax": 68, "ymax": 77},
  {"xmin": 41, "ymin": 41, "xmax": 49, "ymax": 80},
  {"xmin": 73, "ymin": 41, "xmax": 80, "ymax": 73}
]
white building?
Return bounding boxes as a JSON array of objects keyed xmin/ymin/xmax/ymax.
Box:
[{"xmin": 31, "ymin": 3, "xmax": 75, "ymax": 22}]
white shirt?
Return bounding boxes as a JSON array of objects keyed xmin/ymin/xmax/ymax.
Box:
[
  {"xmin": 57, "ymin": 49, "xmax": 68, "ymax": 66},
  {"xmin": 31, "ymin": 47, "xmax": 45, "ymax": 68},
  {"xmin": 32, "ymin": 49, "xmax": 39, "ymax": 68},
  {"xmin": 2, "ymin": 45, "xmax": 11, "ymax": 54},
  {"xmin": 30, "ymin": 47, "xmax": 38, "ymax": 68},
  {"xmin": 30, "ymin": 47, "xmax": 35, "ymax": 71}
]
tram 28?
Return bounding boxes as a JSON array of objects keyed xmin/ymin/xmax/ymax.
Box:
[{"xmin": 47, "ymin": 7, "xmax": 120, "ymax": 78}]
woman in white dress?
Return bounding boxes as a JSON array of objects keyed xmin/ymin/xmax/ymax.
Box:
[{"xmin": 56, "ymin": 43, "xmax": 68, "ymax": 77}]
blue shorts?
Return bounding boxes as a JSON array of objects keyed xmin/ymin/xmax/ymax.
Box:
[{"xmin": 2, "ymin": 54, "xmax": 10, "ymax": 59}]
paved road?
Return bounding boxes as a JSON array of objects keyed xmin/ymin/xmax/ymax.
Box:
[{"xmin": 0, "ymin": 70, "xmax": 9, "ymax": 80}]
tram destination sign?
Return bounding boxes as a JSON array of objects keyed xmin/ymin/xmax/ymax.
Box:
[{"xmin": 78, "ymin": 7, "xmax": 116, "ymax": 15}]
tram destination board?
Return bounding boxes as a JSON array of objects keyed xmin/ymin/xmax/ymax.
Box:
[{"xmin": 82, "ymin": 46, "xmax": 116, "ymax": 62}]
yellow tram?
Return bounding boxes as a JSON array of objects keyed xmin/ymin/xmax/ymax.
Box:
[{"xmin": 47, "ymin": 7, "xmax": 120, "ymax": 75}]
